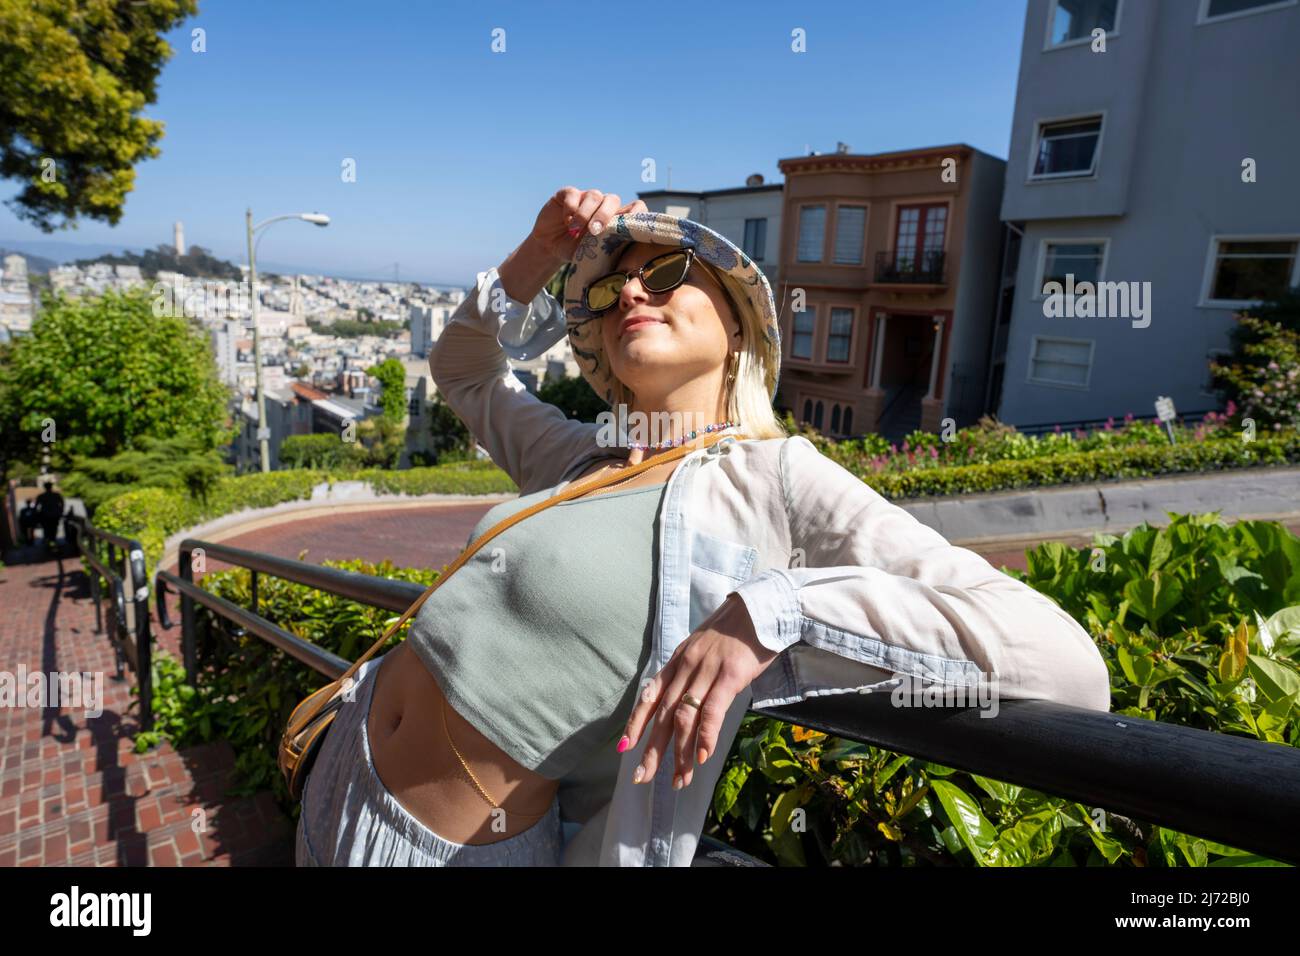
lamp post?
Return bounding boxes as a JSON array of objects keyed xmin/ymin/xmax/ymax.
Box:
[{"xmin": 245, "ymin": 209, "xmax": 330, "ymax": 472}]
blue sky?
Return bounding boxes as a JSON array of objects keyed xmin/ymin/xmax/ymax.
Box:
[{"xmin": 0, "ymin": 0, "xmax": 1029, "ymax": 285}]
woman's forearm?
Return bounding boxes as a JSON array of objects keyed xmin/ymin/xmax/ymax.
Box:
[{"xmin": 497, "ymin": 235, "xmax": 566, "ymax": 305}]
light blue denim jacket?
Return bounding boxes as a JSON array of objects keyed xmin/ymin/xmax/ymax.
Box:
[{"xmin": 427, "ymin": 266, "xmax": 1112, "ymax": 867}]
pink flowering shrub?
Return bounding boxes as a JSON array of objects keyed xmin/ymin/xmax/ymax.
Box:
[{"xmin": 1211, "ymin": 316, "xmax": 1300, "ymax": 431}]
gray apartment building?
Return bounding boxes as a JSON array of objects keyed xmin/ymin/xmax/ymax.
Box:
[{"xmin": 991, "ymin": 0, "xmax": 1300, "ymax": 429}]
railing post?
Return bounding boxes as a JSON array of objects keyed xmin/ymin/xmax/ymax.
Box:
[
  {"xmin": 250, "ymin": 569, "xmax": 259, "ymax": 616},
  {"xmin": 83, "ymin": 522, "xmax": 103, "ymax": 635},
  {"xmin": 129, "ymin": 544, "xmax": 153, "ymax": 733},
  {"xmin": 180, "ymin": 546, "xmax": 197, "ymax": 684}
]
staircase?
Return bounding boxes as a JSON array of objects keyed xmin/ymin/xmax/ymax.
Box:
[{"xmin": 875, "ymin": 383, "xmax": 927, "ymax": 443}]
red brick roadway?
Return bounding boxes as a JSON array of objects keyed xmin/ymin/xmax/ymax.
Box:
[{"xmin": 5, "ymin": 502, "xmax": 1298, "ymax": 867}]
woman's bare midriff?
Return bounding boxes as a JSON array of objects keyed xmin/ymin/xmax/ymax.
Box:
[{"xmin": 367, "ymin": 455, "xmax": 683, "ymax": 846}]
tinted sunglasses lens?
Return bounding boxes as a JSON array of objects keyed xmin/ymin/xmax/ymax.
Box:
[
  {"xmin": 643, "ymin": 252, "xmax": 690, "ymax": 292},
  {"xmin": 586, "ymin": 275, "xmax": 623, "ymax": 312}
]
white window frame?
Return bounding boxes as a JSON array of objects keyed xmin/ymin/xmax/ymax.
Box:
[
  {"xmin": 830, "ymin": 202, "xmax": 869, "ymax": 266},
  {"xmin": 795, "ymin": 203, "xmax": 827, "ymax": 263},
  {"xmin": 1032, "ymin": 237, "xmax": 1110, "ymax": 301},
  {"xmin": 1196, "ymin": 0, "xmax": 1298, "ymax": 26},
  {"xmin": 1027, "ymin": 335, "xmax": 1095, "ymax": 390},
  {"xmin": 1043, "ymin": 0, "xmax": 1125, "ymax": 51},
  {"xmin": 1197, "ymin": 233, "xmax": 1300, "ymax": 308},
  {"xmin": 1027, "ymin": 111, "xmax": 1106, "ymax": 182},
  {"xmin": 825, "ymin": 304, "xmax": 857, "ymax": 362},
  {"xmin": 790, "ymin": 305, "xmax": 817, "ymax": 360}
]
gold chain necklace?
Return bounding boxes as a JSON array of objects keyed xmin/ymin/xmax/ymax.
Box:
[{"xmin": 439, "ymin": 695, "xmax": 552, "ymax": 820}]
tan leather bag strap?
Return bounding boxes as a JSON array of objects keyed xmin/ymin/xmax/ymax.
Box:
[{"xmin": 333, "ymin": 430, "xmax": 747, "ymax": 685}]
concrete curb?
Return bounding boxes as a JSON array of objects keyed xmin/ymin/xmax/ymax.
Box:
[{"xmin": 899, "ymin": 465, "xmax": 1300, "ymax": 544}]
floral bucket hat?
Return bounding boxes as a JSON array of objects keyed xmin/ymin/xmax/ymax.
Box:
[{"xmin": 561, "ymin": 211, "xmax": 782, "ymax": 407}]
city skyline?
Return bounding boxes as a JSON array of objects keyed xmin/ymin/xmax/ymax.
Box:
[{"xmin": 0, "ymin": 0, "xmax": 1028, "ymax": 285}]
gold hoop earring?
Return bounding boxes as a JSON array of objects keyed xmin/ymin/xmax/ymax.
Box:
[{"xmin": 725, "ymin": 351, "xmax": 739, "ymax": 416}]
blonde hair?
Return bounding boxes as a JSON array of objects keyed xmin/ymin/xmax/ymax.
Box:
[{"xmin": 608, "ymin": 257, "xmax": 787, "ymax": 441}]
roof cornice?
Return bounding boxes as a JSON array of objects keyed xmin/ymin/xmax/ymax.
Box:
[{"xmin": 779, "ymin": 145, "xmax": 974, "ymax": 176}]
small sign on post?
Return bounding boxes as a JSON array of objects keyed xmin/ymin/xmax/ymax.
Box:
[{"xmin": 1154, "ymin": 395, "xmax": 1177, "ymax": 445}]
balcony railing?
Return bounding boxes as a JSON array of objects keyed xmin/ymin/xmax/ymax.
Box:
[
  {"xmin": 150, "ymin": 537, "xmax": 1300, "ymax": 866},
  {"xmin": 875, "ymin": 249, "xmax": 946, "ymax": 285}
]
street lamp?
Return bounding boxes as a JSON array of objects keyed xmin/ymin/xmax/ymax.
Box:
[{"xmin": 245, "ymin": 209, "xmax": 330, "ymax": 472}]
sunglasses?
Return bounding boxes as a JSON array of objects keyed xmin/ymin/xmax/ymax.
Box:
[{"xmin": 583, "ymin": 248, "xmax": 701, "ymax": 315}]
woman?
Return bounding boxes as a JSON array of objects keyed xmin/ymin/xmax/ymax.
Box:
[{"xmin": 295, "ymin": 188, "xmax": 1112, "ymax": 867}]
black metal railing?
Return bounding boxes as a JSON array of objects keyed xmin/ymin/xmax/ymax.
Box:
[
  {"xmin": 68, "ymin": 516, "xmax": 153, "ymax": 731},
  {"xmin": 154, "ymin": 539, "xmax": 422, "ymax": 683},
  {"xmin": 875, "ymin": 249, "xmax": 946, "ymax": 285},
  {"xmin": 154, "ymin": 538, "xmax": 1300, "ymax": 866}
]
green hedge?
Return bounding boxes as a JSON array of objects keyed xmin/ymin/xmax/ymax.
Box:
[{"xmin": 860, "ymin": 434, "xmax": 1300, "ymax": 500}]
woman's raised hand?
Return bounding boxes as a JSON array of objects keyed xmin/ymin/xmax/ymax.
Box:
[{"xmin": 531, "ymin": 187, "xmax": 648, "ymax": 261}]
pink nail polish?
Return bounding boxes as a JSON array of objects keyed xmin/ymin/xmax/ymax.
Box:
[{"xmin": 616, "ymin": 735, "xmax": 630, "ymax": 753}]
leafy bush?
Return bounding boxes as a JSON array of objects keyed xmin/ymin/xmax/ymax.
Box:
[
  {"xmin": 859, "ymin": 433, "xmax": 1300, "ymax": 500},
  {"xmin": 279, "ymin": 433, "xmax": 362, "ymax": 471},
  {"xmin": 705, "ymin": 514, "xmax": 1299, "ymax": 866},
  {"xmin": 1211, "ymin": 316, "xmax": 1300, "ymax": 431},
  {"xmin": 62, "ymin": 434, "xmax": 233, "ymax": 514},
  {"xmin": 829, "ymin": 412, "xmax": 1253, "ymax": 475}
]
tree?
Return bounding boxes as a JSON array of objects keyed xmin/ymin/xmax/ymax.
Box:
[
  {"xmin": 75, "ymin": 243, "xmax": 242, "ymax": 280},
  {"xmin": 367, "ymin": 357, "xmax": 408, "ymax": 421},
  {"xmin": 280, "ymin": 433, "xmax": 358, "ymax": 471},
  {"xmin": 427, "ymin": 392, "xmax": 474, "ymax": 462},
  {"xmin": 1210, "ymin": 287, "xmax": 1300, "ymax": 430},
  {"xmin": 1225, "ymin": 286, "xmax": 1300, "ymax": 365},
  {"xmin": 1211, "ymin": 315, "xmax": 1300, "ymax": 431},
  {"xmin": 0, "ymin": 287, "xmax": 233, "ymax": 477},
  {"xmin": 537, "ymin": 373, "xmax": 606, "ymax": 423},
  {"xmin": 0, "ymin": 0, "xmax": 199, "ymax": 231},
  {"xmin": 353, "ymin": 415, "xmax": 405, "ymax": 468}
]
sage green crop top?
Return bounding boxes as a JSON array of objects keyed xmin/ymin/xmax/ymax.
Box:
[{"xmin": 404, "ymin": 479, "xmax": 667, "ymax": 781}]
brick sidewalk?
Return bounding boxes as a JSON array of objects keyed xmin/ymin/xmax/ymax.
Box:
[{"xmin": 0, "ymin": 552, "xmax": 292, "ymax": 867}]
